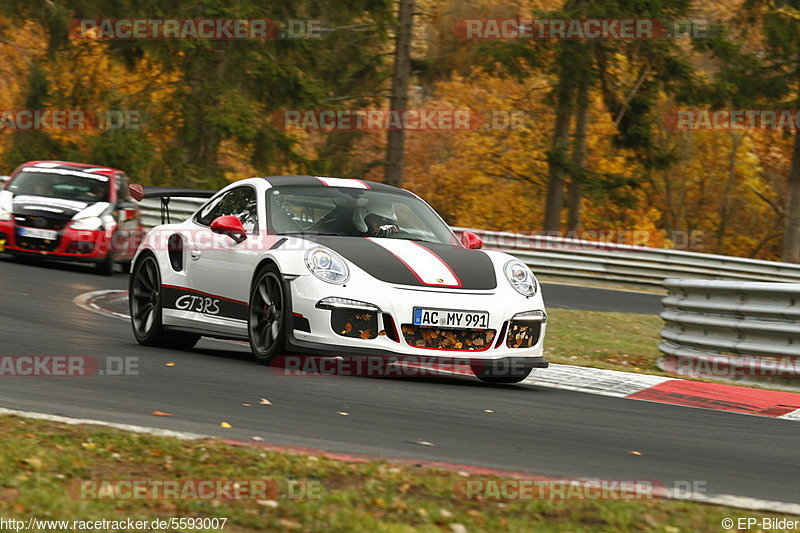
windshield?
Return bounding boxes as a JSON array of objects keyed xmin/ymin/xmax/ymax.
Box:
[
  {"xmin": 268, "ymin": 186, "xmax": 456, "ymax": 245},
  {"xmin": 7, "ymin": 168, "xmax": 110, "ymax": 203}
]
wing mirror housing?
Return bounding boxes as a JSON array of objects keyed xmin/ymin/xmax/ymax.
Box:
[
  {"xmin": 460, "ymin": 231, "xmax": 483, "ymax": 249},
  {"xmin": 211, "ymin": 215, "xmax": 247, "ymax": 244},
  {"xmin": 129, "ymin": 183, "xmax": 145, "ymax": 202}
]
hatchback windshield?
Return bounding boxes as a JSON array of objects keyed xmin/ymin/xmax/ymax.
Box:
[
  {"xmin": 7, "ymin": 168, "xmax": 110, "ymax": 202},
  {"xmin": 268, "ymin": 186, "xmax": 456, "ymax": 245}
]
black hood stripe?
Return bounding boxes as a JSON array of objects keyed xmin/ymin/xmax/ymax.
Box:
[
  {"xmin": 306, "ymin": 235, "xmax": 421, "ymax": 286},
  {"xmin": 302, "ymin": 235, "xmax": 496, "ymax": 290},
  {"xmin": 413, "ymin": 241, "xmax": 497, "ymax": 290},
  {"xmin": 367, "ymin": 237, "xmax": 462, "ymax": 287}
]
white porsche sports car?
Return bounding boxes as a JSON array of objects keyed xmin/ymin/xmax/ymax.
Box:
[{"xmin": 128, "ymin": 176, "xmax": 547, "ymax": 383}]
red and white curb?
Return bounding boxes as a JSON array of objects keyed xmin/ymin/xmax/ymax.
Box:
[
  {"xmin": 76, "ymin": 290, "xmax": 800, "ymax": 422},
  {"xmin": 74, "ymin": 289, "xmax": 130, "ymax": 321},
  {"xmin": 524, "ymin": 364, "xmax": 800, "ymax": 421}
]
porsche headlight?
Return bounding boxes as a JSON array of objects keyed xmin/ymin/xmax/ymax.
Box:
[
  {"xmin": 305, "ymin": 247, "xmax": 349, "ymax": 284},
  {"xmin": 70, "ymin": 216, "xmax": 104, "ymax": 231},
  {"xmin": 504, "ymin": 260, "xmax": 537, "ymax": 296}
]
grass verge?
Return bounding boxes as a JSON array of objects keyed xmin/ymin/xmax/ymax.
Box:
[
  {"xmin": 0, "ymin": 415, "xmax": 793, "ymax": 532},
  {"xmin": 545, "ymin": 308, "xmax": 665, "ymax": 374},
  {"xmin": 544, "ymin": 308, "xmax": 800, "ymax": 392}
]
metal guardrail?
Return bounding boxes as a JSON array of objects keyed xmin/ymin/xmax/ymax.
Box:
[
  {"xmin": 140, "ymin": 197, "xmax": 205, "ymax": 228},
  {"xmin": 658, "ymin": 279, "xmax": 800, "ymax": 385},
  {"xmin": 140, "ymin": 199, "xmax": 800, "ymax": 287},
  {"xmin": 456, "ymin": 227, "xmax": 800, "ymax": 286}
]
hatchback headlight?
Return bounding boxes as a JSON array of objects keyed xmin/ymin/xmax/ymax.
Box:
[
  {"xmin": 70, "ymin": 216, "xmax": 104, "ymax": 231},
  {"xmin": 0, "ymin": 205, "xmax": 11, "ymax": 221},
  {"xmin": 504, "ymin": 260, "xmax": 537, "ymax": 296},
  {"xmin": 305, "ymin": 247, "xmax": 349, "ymax": 284}
]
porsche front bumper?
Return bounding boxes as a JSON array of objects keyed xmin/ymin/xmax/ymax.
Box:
[{"xmin": 285, "ymin": 272, "xmax": 548, "ymax": 364}]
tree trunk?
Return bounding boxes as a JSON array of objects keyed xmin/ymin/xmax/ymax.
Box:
[
  {"xmin": 783, "ymin": 129, "xmax": 800, "ymax": 262},
  {"xmin": 567, "ymin": 80, "xmax": 590, "ymax": 232},
  {"xmin": 384, "ymin": 0, "xmax": 414, "ymax": 188},
  {"xmin": 543, "ymin": 74, "xmax": 574, "ymax": 232},
  {"xmin": 715, "ymin": 132, "xmax": 742, "ymax": 254}
]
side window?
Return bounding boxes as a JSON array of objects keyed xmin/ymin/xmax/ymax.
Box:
[{"xmin": 194, "ymin": 186, "xmax": 258, "ymax": 233}]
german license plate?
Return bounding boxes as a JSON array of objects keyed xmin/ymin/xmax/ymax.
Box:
[
  {"xmin": 413, "ymin": 307, "xmax": 489, "ymax": 329},
  {"xmin": 18, "ymin": 227, "xmax": 57, "ymax": 240}
]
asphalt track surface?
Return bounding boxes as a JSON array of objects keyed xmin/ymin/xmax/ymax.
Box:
[
  {"xmin": 0, "ymin": 256, "xmax": 797, "ymax": 505},
  {"xmin": 540, "ymin": 281, "xmax": 663, "ymax": 315}
]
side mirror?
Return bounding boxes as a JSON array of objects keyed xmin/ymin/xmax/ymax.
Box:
[
  {"xmin": 460, "ymin": 231, "xmax": 483, "ymax": 250},
  {"xmin": 0, "ymin": 176, "xmax": 10, "ymax": 187},
  {"xmin": 211, "ymin": 215, "xmax": 247, "ymax": 244},
  {"xmin": 129, "ymin": 183, "xmax": 144, "ymax": 202}
]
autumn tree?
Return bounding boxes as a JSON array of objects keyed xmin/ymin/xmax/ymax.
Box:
[
  {"xmin": 741, "ymin": 0, "xmax": 800, "ymax": 261},
  {"xmin": 385, "ymin": 0, "xmax": 415, "ymax": 187},
  {"xmin": 0, "ymin": 0, "xmax": 393, "ymax": 187}
]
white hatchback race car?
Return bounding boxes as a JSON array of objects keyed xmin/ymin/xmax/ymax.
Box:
[{"xmin": 128, "ymin": 176, "xmax": 547, "ymax": 383}]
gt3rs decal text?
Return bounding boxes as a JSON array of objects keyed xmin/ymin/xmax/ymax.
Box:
[
  {"xmin": 175, "ymin": 294, "xmax": 220, "ymax": 315},
  {"xmin": 161, "ymin": 285, "xmax": 247, "ymax": 321}
]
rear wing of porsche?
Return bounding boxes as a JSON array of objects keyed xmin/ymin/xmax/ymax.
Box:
[{"xmin": 129, "ymin": 184, "xmax": 215, "ymax": 224}]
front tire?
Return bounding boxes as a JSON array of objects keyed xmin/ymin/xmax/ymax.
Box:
[
  {"xmin": 129, "ymin": 254, "xmax": 199, "ymax": 350},
  {"xmin": 248, "ymin": 264, "xmax": 286, "ymax": 365}
]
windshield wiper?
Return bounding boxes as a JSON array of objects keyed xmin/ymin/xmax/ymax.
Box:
[
  {"xmin": 282, "ymin": 231, "xmax": 349, "ymax": 237},
  {"xmin": 396, "ymin": 236, "xmax": 438, "ymax": 244}
]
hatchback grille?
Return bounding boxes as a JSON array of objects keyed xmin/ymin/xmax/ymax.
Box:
[
  {"xmin": 16, "ymin": 235, "xmax": 61, "ymax": 252},
  {"xmin": 14, "ymin": 215, "xmax": 68, "ymax": 230}
]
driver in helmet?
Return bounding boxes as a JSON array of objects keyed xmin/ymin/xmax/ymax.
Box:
[{"xmin": 353, "ymin": 198, "xmax": 399, "ymax": 237}]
